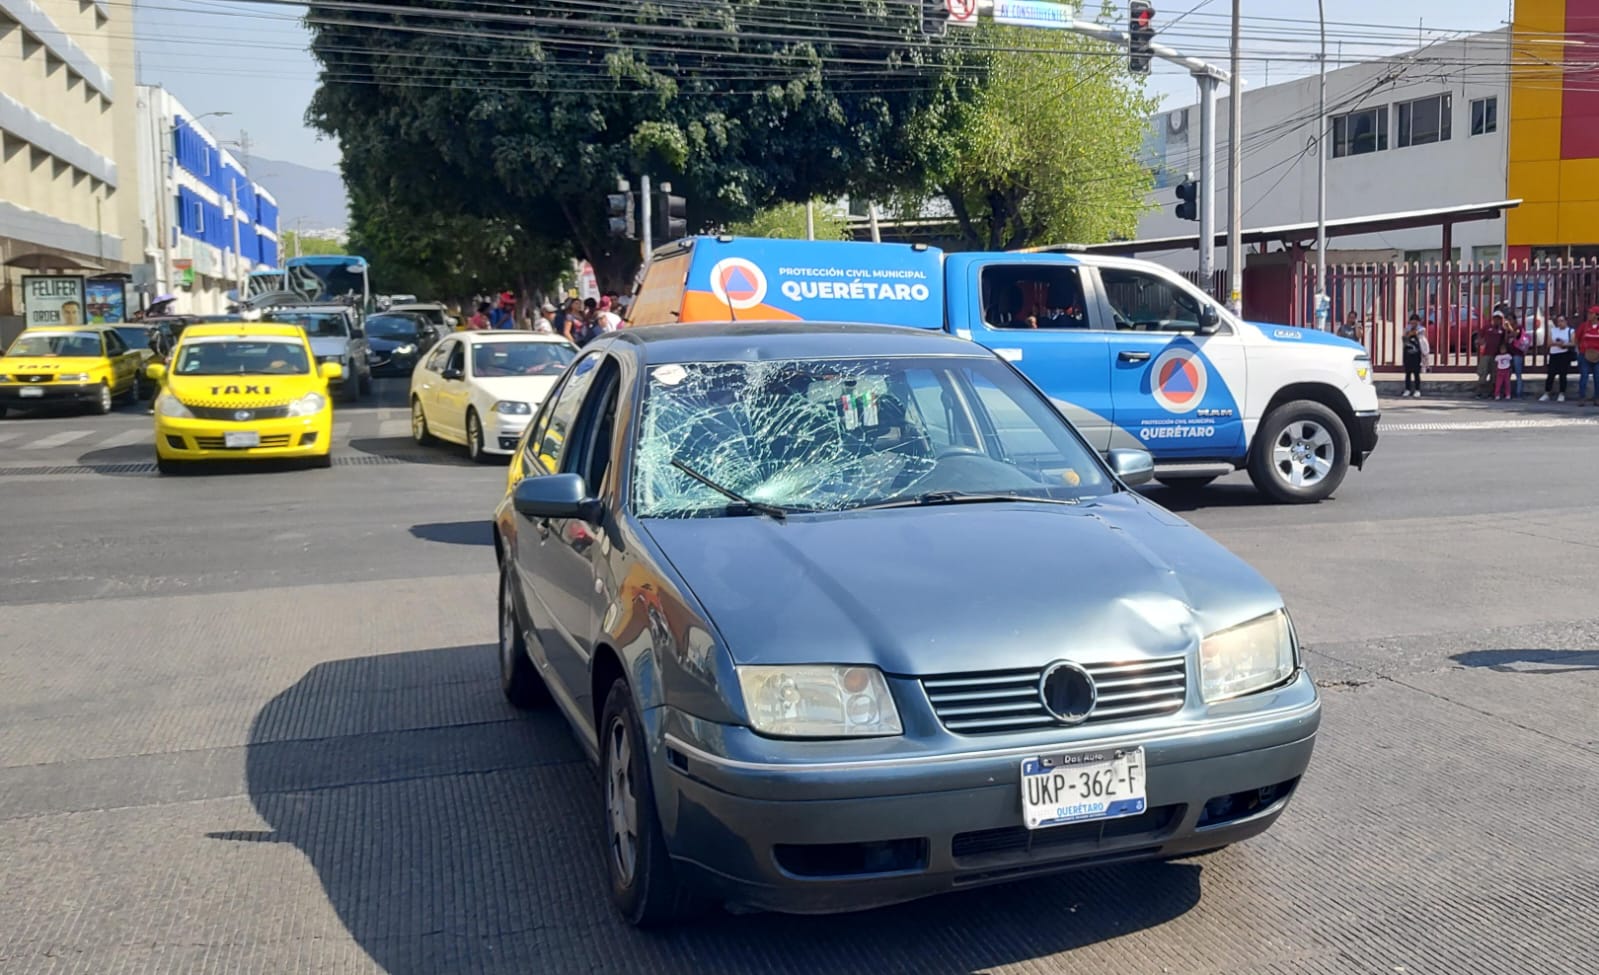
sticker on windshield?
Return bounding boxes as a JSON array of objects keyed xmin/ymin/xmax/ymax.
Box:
[{"xmin": 652, "ymin": 364, "xmax": 688, "ymax": 386}]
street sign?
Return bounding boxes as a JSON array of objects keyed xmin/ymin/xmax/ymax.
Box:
[
  {"xmin": 947, "ymin": 0, "xmax": 977, "ymax": 26},
  {"xmin": 992, "ymin": 0, "xmax": 1072, "ymax": 29}
]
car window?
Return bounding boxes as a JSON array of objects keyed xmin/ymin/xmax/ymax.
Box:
[
  {"xmin": 523, "ymin": 371, "xmax": 574, "ymax": 476},
  {"xmin": 445, "ymin": 343, "xmax": 465, "ymax": 375},
  {"xmin": 980, "ymin": 264, "xmax": 1093, "ymax": 330},
  {"xmin": 174, "ymin": 339, "xmax": 312, "ymax": 376},
  {"xmin": 633, "ymin": 355, "xmax": 1110, "ymax": 518},
  {"xmin": 7, "ymin": 331, "xmax": 103, "ymax": 357},
  {"xmin": 365, "ymin": 315, "xmax": 425, "ymax": 339},
  {"xmin": 269, "ymin": 312, "xmax": 350, "ymax": 338},
  {"xmin": 471, "ymin": 341, "xmax": 574, "ymax": 378},
  {"xmin": 541, "ymin": 354, "xmax": 601, "ymax": 473},
  {"xmin": 1098, "ymin": 267, "xmax": 1215, "ymax": 333},
  {"xmin": 424, "ymin": 342, "xmax": 452, "ymax": 373},
  {"xmin": 103, "ymin": 330, "xmax": 128, "ymax": 355},
  {"xmin": 563, "ymin": 359, "xmax": 621, "ymax": 492}
]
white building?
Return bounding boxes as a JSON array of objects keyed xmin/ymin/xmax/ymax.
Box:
[
  {"xmin": 1136, "ymin": 29, "xmax": 1510, "ymax": 270},
  {"xmin": 135, "ymin": 85, "xmax": 280, "ymax": 315}
]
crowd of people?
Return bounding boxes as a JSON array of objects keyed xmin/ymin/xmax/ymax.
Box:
[{"xmin": 459, "ymin": 291, "xmax": 631, "ymax": 347}]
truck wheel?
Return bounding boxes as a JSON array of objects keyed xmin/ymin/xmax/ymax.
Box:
[
  {"xmin": 1155, "ymin": 475, "xmax": 1218, "ymax": 491},
  {"xmin": 1249, "ymin": 400, "xmax": 1350, "ymax": 504}
]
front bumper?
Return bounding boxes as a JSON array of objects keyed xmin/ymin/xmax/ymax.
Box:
[
  {"xmin": 653, "ymin": 671, "xmax": 1319, "ymax": 914},
  {"xmin": 1351, "ymin": 410, "xmax": 1380, "ymax": 468},
  {"xmin": 369, "ymin": 352, "xmax": 418, "ymax": 375},
  {"xmin": 0, "ymin": 382, "xmax": 101, "ymax": 406},
  {"xmin": 155, "ymin": 412, "xmax": 333, "ymax": 461},
  {"xmin": 487, "ymin": 413, "xmax": 532, "ymax": 454}
]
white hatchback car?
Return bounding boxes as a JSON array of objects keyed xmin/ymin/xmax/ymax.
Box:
[{"xmin": 409, "ymin": 331, "xmax": 576, "ymax": 461}]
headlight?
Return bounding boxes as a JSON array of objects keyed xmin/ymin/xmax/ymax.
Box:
[
  {"xmin": 393, "ymin": 343, "xmax": 417, "ymax": 355},
  {"xmin": 1200, "ymin": 609, "xmax": 1296, "ymax": 703},
  {"xmin": 0, "ymin": 374, "xmax": 11, "ymax": 382},
  {"xmin": 493, "ymin": 400, "xmax": 532, "ymax": 415},
  {"xmin": 58, "ymin": 372, "xmax": 90, "ymax": 382},
  {"xmin": 156, "ymin": 393, "xmax": 194, "ymax": 418},
  {"xmin": 736, "ymin": 665, "xmax": 903, "ymax": 738},
  {"xmin": 1353, "ymin": 354, "xmax": 1373, "ymax": 384},
  {"xmin": 285, "ymin": 392, "xmax": 326, "ymax": 417}
]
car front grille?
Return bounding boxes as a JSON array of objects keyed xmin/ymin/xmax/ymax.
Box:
[
  {"xmin": 188, "ymin": 405, "xmax": 292, "ymax": 420},
  {"xmin": 15, "ymin": 374, "xmax": 54, "ymax": 384},
  {"xmin": 922, "ymin": 656, "xmax": 1188, "ymax": 735},
  {"xmin": 194, "ymin": 434, "xmax": 293, "ymax": 449}
]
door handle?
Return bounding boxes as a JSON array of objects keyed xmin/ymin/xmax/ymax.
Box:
[{"xmin": 1118, "ymin": 350, "xmax": 1152, "ymax": 363}]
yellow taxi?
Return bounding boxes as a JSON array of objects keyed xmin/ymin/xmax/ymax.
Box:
[
  {"xmin": 0, "ymin": 325, "xmax": 144, "ymax": 416},
  {"xmin": 147, "ymin": 323, "xmax": 343, "ymax": 474}
]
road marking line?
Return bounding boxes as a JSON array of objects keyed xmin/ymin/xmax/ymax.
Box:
[
  {"xmin": 96, "ymin": 428, "xmax": 152, "ymax": 448},
  {"xmin": 378, "ymin": 418, "xmax": 411, "ymax": 438},
  {"xmin": 21, "ymin": 430, "xmax": 94, "ymax": 449},
  {"xmin": 1382, "ymin": 418, "xmax": 1599, "ymax": 432},
  {"xmin": 0, "ymin": 430, "xmax": 25, "ymax": 445}
]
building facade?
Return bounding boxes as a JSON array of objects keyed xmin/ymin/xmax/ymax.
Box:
[
  {"xmin": 136, "ymin": 86, "xmax": 279, "ymax": 315},
  {"xmin": 1136, "ymin": 30, "xmax": 1512, "ymax": 269},
  {"xmin": 0, "ymin": 0, "xmax": 141, "ymax": 325}
]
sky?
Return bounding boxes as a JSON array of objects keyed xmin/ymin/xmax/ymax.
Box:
[{"xmin": 131, "ymin": 0, "xmax": 1517, "ymax": 177}]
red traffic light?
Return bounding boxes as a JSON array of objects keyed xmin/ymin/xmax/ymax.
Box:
[{"xmin": 1136, "ymin": 10, "xmax": 1153, "ymax": 28}]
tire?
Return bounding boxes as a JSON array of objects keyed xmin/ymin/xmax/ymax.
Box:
[
  {"xmin": 411, "ymin": 397, "xmax": 435, "ymax": 445},
  {"xmin": 156, "ymin": 456, "xmax": 184, "ymax": 476},
  {"xmin": 498, "ymin": 562, "xmax": 549, "ymax": 708},
  {"xmin": 600, "ymin": 679, "xmax": 701, "ymax": 926},
  {"xmin": 1155, "ymin": 475, "xmax": 1218, "ymax": 491},
  {"xmin": 308, "ymin": 451, "xmax": 333, "ymax": 469},
  {"xmin": 467, "ymin": 409, "xmax": 490, "ymax": 463},
  {"xmin": 1248, "ymin": 400, "xmax": 1350, "ymax": 504},
  {"xmin": 92, "ymin": 382, "xmax": 113, "ymax": 415},
  {"xmin": 0, "ymin": 406, "xmax": 8, "ymax": 420}
]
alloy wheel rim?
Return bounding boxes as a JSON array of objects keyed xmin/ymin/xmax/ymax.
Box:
[
  {"xmin": 469, "ymin": 416, "xmax": 481, "ymax": 458},
  {"xmin": 412, "ymin": 401, "xmax": 426, "ymax": 440},
  {"xmin": 605, "ymin": 716, "xmax": 639, "ymax": 884},
  {"xmin": 99, "ymin": 385, "xmax": 111, "ymax": 410},
  {"xmin": 499, "ymin": 571, "xmax": 515, "ymax": 682},
  {"xmin": 1270, "ymin": 419, "xmax": 1335, "ymax": 489}
]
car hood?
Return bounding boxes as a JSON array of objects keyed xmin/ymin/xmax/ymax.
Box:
[
  {"xmin": 3, "ymin": 356, "xmax": 107, "ymax": 373},
  {"xmin": 470, "ymin": 374, "xmax": 560, "ymax": 406},
  {"xmin": 308, "ymin": 336, "xmax": 351, "ymax": 357},
  {"xmin": 166, "ymin": 372, "xmax": 323, "ymax": 407},
  {"xmin": 367, "ymin": 335, "xmax": 423, "ymax": 352},
  {"xmin": 642, "ymin": 493, "xmax": 1283, "ymax": 675}
]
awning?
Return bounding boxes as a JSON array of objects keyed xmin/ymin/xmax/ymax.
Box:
[
  {"xmin": 1026, "ymin": 200, "xmax": 1524, "ymax": 255},
  {"xmin": 3, "ymin": 251, "xmax": 105, "ymax": 271}
]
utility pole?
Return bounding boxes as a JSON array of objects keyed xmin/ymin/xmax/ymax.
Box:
[
  {"xmin": 1315, "ymin": 0, "xmax": 1329, "ymax": 328},
  {"xmin": 806, "ymin": 201, "xmax": 816, "ymax": 241},
  {"xmin": 231, "ymin": 177, "xmax": 245, "ymax": 302},
  {"xmin": 640, "ymin": 174, "xmax": 653, "ymax": 259},
  {"xmin": 868, "ymin": 202, "xmax": 882, "ymax": 243},
  {"xmin": 1197, "ymin": 73, "xmax": 1218, "ymax": 289},
  {"xmin": 1227, "ymin": 0, "xmax": 1243, "ymax": 314}
]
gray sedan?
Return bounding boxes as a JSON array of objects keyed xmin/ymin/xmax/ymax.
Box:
[{"xmin": 492, "ymin": 323, "xmax": 1319, "ymax": 925}]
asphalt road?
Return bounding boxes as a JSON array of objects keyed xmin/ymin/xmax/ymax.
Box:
[{"xmin": 2, "ymin": 385, "xmax": 1596, "ymax": 974}]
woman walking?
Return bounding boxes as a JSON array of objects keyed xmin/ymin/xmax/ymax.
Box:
[{"xmin": 1541, "ymin": 313, "xmax": 1574, "ymax": 402}]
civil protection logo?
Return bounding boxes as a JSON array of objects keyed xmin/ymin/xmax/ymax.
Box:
[
  {"xmin": 707, "ymin": 258, "xmax": 767, "ymax": 310},
  {"xmin": 1149, "ymin": 348, "xmax": 1207, "ymax": 414}
]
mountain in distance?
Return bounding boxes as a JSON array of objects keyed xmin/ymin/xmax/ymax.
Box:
[{"xmin": 253, "ymin": 157, "xmax": 349, "ymax": 234}]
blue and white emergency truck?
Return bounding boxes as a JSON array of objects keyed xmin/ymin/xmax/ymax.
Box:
[{"xmin": 627, "ymin": 235, "xmax": 1379, "ymax": 503}]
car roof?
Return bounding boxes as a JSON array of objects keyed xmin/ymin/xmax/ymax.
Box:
[
  {"xmin": 388, "ymin": 302, "xmax": 445, "ymax": 310},
  {"xmin": 23, "ymin": 323, "xmax": 117, "ymax": 333},
  {"xmin": 453, "ymin": 330, "xmax": 571, "ymax": 345},
  {"xmin": 603, "ymin": 322, "xmax": 984, "ymax": 365},
  {"xmin": 180, "ymin": 323, "xmax": 307, "ymax": 340},
  {"xmin": 267, "ymin": 304, "xmax": 349, "ymax": 314}
]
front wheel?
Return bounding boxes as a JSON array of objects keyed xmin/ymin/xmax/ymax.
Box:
[
  {"xmin": 411, "ymin": 397, "xmax": 435, "ymax": 445},
  {"xmin": 498, "ymin": 563, "xmax": 549, "ymax": 708},
  {"xmin": 156, "ymin": 456, "xmax": 184, "ymax": 476},
  {"xmin": 1248, "ymin": 400, "xmax": 1350, "ymax": 504},
  {"xmin": 307, "ymin": 452, "xmax": 333, "ymax": 469},
  {"xmin": 92, "ymin": 382, "xmax": 113, "ymax": 415},
  {"xmin": 600, "ymin": 680, "xmax": 701, "ymax": 926},
  {"xmin": 466, "ymin": 410, "xmax": 490, "ymax": 463}
]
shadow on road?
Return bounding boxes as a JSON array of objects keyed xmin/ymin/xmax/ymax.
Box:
[
  {"xmin": 220, "ymin": 645, "xmax": 1206, "ymax": 974},
  {"xmin": 1137, "ymin": 482, "xmax": 1268, "ymax": 512},
  {"xmin": 1451, "ymin": 648, "xmax": 1599, "ymax": 674},
  {"xmin": 347, "ymin": 436, "xmax": 479, "ymax": 467},
  {"xmin": 409, "ymin": 521, "xmax": 493, "ymax": 546}
]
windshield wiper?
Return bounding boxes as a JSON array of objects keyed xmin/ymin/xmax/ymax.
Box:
[
  {"xmin": 669, "ymin": 459, "xmax": 789, "ymax": 522},
  {"xmin": 851, "ymin": 491, "xmax": 1082, "ymax": 512}
]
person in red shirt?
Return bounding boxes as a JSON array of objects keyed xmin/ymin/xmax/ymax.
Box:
[
  {"xmin": 1576, "ymin": 306, "xmax": 1599, "ymax": 405},
  {"xmin": 1475, "ymin": 310, "xmax": 1509, "ymax": 399}
]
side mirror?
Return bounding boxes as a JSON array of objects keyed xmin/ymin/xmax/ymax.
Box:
[
  {"xmin": 319, "ymin": 361, "xmax": 345, "ymax": 382},
  {"xmin": 442, "ymin": 367, "xmax": 464, "ymax": 381},
  {"xmin": 513, "ymin": 473, "xmax": 602, "ymax": 525},
  {"xmin": 1107, "ymin": 448, "xmax": 1156, "ymax": 486},
  {"xmin": 144, "ymin": 363, "xmax": 167, "ymax": 382},
  {"xmin": 1197, "ymin": 305, "xmax": 1222, "ymax": 335}
]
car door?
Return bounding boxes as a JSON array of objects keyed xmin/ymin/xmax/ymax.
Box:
[
  {"xmin": 1094, "ymin": 263, "xmax": 1248, "ymax": 460},
  {"xmin": 950, "ymin": 254, "xmax": 1115, "ymax": 452},
  {"xmin": 415, "ymin": 340, "xmax": 452, "ymax": 433},
  {"xmin": 433, "ymin": 341, "xmax": 471, "ymax": 442},
  {"xmin": 512, "ymin": 353, "xmax": 606, "ymax": 704},
  {"xmin": 101, "ymin": 330, "xmax": 136, "ymax": 394}
]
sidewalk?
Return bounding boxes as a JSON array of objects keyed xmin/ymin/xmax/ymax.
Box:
[{"xmin": 1375, "ymin": 392, "xmax": 1599, "ymax": 431}]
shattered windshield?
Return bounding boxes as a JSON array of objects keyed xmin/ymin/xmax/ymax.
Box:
[{"xmin": 633, "ymin": 355, "xmax": 1111, "ymax": 518}]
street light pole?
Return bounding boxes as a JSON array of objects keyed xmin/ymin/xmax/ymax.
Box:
[
  {"xmin": 231, "ymin": 177, "xmax": 245, "ymax": 304},
  {"xmin": 1227, "ymin": 0, "xmax": 1243, "ymax": 314},
  {"xmin": 1315, "ymin": 0, "xmax": 1329, "ymax": 328}
]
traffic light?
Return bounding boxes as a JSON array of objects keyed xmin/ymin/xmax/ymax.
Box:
[
  {"xmin": 658, "ymin": 183, "xmax": 687, "ymax": 242},
  {"xmin": 607, "ymin": 180, "xmax": 635, "ymax": 239},
  {"xmin": 918, "ymin": 0, "xmax": 949, "ymax": 37},
  {"xmin": 1174, "ymin": 177, "xmax": 1198, "ymax": 222},
  {"xmin": 1129, "ymin": 1, "xmax": 1155, "ymax": 75}
]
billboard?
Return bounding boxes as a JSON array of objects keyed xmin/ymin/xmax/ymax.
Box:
[
  {"xmin": 85, "ymin": 279, "xmax": 128, "ymax": 324},
  {"xmin": 22, "ymin": 275, "xmax": 86, "ymax": 328}
]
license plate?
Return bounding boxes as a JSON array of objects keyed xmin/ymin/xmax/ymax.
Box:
[
  {"xmin": 1021, "ymin": 746, "xmax": 1147, "ymax": 829},
  {"xmin": 224, "ymin": 431, "xmax": 260, "ymax": 448},
  {"xmin": 19, "ymin": 387, "xmax": 43, "ymax": 398}
]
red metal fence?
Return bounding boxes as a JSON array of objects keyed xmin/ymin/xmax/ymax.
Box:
[{"xmin": 1290, "ymin": 260, "xmax": 1599, "ymax": 371}]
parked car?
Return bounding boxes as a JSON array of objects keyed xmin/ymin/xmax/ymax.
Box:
[
  {"xmin": 492, "ymin": 322, "xmax": 1320, "ymax": 925},
  {"xmin": 363, "ymin": 312, "xmax": 438, "ymax": 376},
  {"xmin": 264, "ymin": 304, "xmax": 372, "ymax": 403},
  {"xmin": 0, "ymin": 324, "xmax": 144, "ymax": 415},
  {"xmin": 409, "ymin": 331, "xmax": 575, "ymax": 461}
]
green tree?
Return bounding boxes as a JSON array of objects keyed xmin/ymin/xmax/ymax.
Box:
[
  {"xmin": 725, "ymin": 200, "xmax": 851, "ymax": 241},
  {"xmin": 908, "ymin": 17, "xmax": 1156, "ymax": 251},
  {"xmin": 304, "ymin": 0, "xmax": 984, "ymax": 286},
  {"xmin": 277, "ymin": 230, "xmax": 345, "ymax": 258}
]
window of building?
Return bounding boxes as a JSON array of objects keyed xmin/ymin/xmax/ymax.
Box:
[
  {"xmin": 1470, "ymin": 96, "xmax": 1498, "ymax": 136},
  {"xmin": 192, "ymin": 200, "xmax": 205, "ymax": 234},
  {"xmin": 1332, "ymin": 106, "xmax": 1388, "ymax": 157},
  {"xmin": 1472, "ymin": 245, "xmax": 1503, "ymax": 264},
  {"xmin": 1402, "ymin": 248, "xmax": 1462, "ymax": 264},
  {"xmin": 1397, "ymin": 94, "xmax": 1452, "ymax": 148}
]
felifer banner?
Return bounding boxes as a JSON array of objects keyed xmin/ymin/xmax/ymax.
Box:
[{"xmin": 21, "ymin": 275, "xmax": 86, "ymax": 328}]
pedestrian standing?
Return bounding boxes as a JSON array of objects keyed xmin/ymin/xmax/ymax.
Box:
[
  {"xmin": 467, "ymin": 302, "xmax": 492, "ymax": 330},
  {"xmin": 1508, "ymin": 311, "xmax": 1532, "ymax": 397},
  {"xmin": 1401, "ymin": 312, "xmax": 1425, "ymax": 397},
  {"xmin": 534, "ymin": 302, "xmax": 557, "ymax": 334},
  {"xmin": 1475, "ymin": 310, "xmax": 1509, "ymax": 399},
  {"xmin": 1576, "ymin": 306, "xmax": 1599, "ymax": 405},
  {"xmin": 489, "ymin": 292, "xmax": 517, "ymax": 329},
  {"xmin": 1493, "ymin": 350, "xmax": 1514, "ymax": 400},
  {"xmin": 595, "ymin": 296, "xmax": 622, "ymax": 334},
  {"xmin": 1541, "ymin": 314, "xmax": 1574, "ymax": 402},
  {"xmin": 1336, "ymin": 311, "xmax": 1365, "ymax": 345},
  {"xmin": 558, "ymin": 298, "xmax": 585, "ymax": 345}
]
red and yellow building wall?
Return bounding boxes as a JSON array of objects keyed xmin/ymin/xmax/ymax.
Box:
[{"xmin": 1509, "ymin": 0, "xmax": 1599, "ymax": 258}]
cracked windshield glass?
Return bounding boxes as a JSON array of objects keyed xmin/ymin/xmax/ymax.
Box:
[{"xmin": 633, "ymin": 355, "xmax": 1112, "ymax": 517}]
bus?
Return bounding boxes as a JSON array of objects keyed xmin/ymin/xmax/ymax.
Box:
[
  {"xmin": 245, "ymin": 269, "xmax": 286, "ymax": 303},
  {"xmin": 283, "ymin": 255, "xmax": 372, "ymax": 314}
]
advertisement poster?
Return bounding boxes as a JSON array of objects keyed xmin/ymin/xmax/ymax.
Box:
[
  {"xmin": 21, "ymin": 275, "xmax": 86, "ymax": 328},
  {"xmin": 85, "ymin": 279, "xmax": 127, "ymax": 323}
]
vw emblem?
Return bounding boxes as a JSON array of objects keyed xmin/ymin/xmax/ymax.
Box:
[
  {"xmin": 233, "ymin": 410, "xmax": 252, "ymax": 422},
  {"xmin": 1038, "ymin": 661, "xmax": 1097, "ymax": 724}
]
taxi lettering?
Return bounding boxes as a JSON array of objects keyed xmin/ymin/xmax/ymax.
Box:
[{"xmin": 209, "ymin": 384, "xmax": 271, "ymax": 395}]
